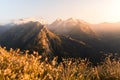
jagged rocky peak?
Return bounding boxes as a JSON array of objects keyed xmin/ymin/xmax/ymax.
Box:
[
  {"xmin": 49, "ymin": 18, "xmax": 96, "ymax": 36},
  {"xmin": 56, "ymin": 18, "xmax": 62, "ymax": 22},
  {"xmin": 66, "ymin": 18, "xmax": 77, "ymax": 22},
  {"xmin": 41, "ymin": 25, "xmax": 49, "ymax": 32}
]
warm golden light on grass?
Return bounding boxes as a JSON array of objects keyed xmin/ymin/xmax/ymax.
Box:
[{"xmin": 0, "ymin": 47, "xmax": 120, "ymax": 80}]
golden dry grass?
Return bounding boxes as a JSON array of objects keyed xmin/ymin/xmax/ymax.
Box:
[{"xmin": 0, "ymin": 47, "xmax": 120, "ymax": 80}]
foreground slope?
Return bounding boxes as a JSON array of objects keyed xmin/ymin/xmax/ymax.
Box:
[{"xmin": 0, "ymin": 47, "xmax": 120, "ymax": 80}]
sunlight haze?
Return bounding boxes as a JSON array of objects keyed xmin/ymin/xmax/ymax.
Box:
[{"xmin": 0, "ymin": 0, "xmax": 120, "ymax": 24}]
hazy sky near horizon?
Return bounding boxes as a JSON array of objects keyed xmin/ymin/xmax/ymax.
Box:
[{"xmin": 0, "ymin": 0, "xmax": 120, "ymax": 24}]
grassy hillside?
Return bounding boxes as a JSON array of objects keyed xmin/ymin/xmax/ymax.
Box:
[{"xmin": 0, "ymin": 47, "xmax": 120, "ymax": 80}]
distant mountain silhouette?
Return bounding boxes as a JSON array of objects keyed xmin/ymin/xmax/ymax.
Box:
[
  {"xmin": 91, "ymin": 22, "xmax": 120, "ymax": 53},
  {"xmin": 0, "ymin": 24, "xmax": 13, "ymax": 34}
]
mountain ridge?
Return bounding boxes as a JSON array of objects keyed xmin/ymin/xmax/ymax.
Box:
[{"xmin": 0, "ymin": 21, "xmax": 103, "ymax": 62}]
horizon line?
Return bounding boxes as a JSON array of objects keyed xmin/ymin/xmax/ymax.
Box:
[{"xmin": 1, "ymin": 17, "xmax": 120, "ymax": 25}]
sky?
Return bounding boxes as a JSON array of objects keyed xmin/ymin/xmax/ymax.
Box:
[{"xmin": 0, "ymin": 0, "xmax": 120, "ymax": 24}]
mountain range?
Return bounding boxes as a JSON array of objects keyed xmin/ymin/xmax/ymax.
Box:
[{"xmin": 0, "ymin": 18, "xmax": 120, "ymax": 62}]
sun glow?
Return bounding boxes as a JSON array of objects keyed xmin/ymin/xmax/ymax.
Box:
[{"xmin": 105, "ymin": 0, "xmax": 120, "ymax": 22}]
